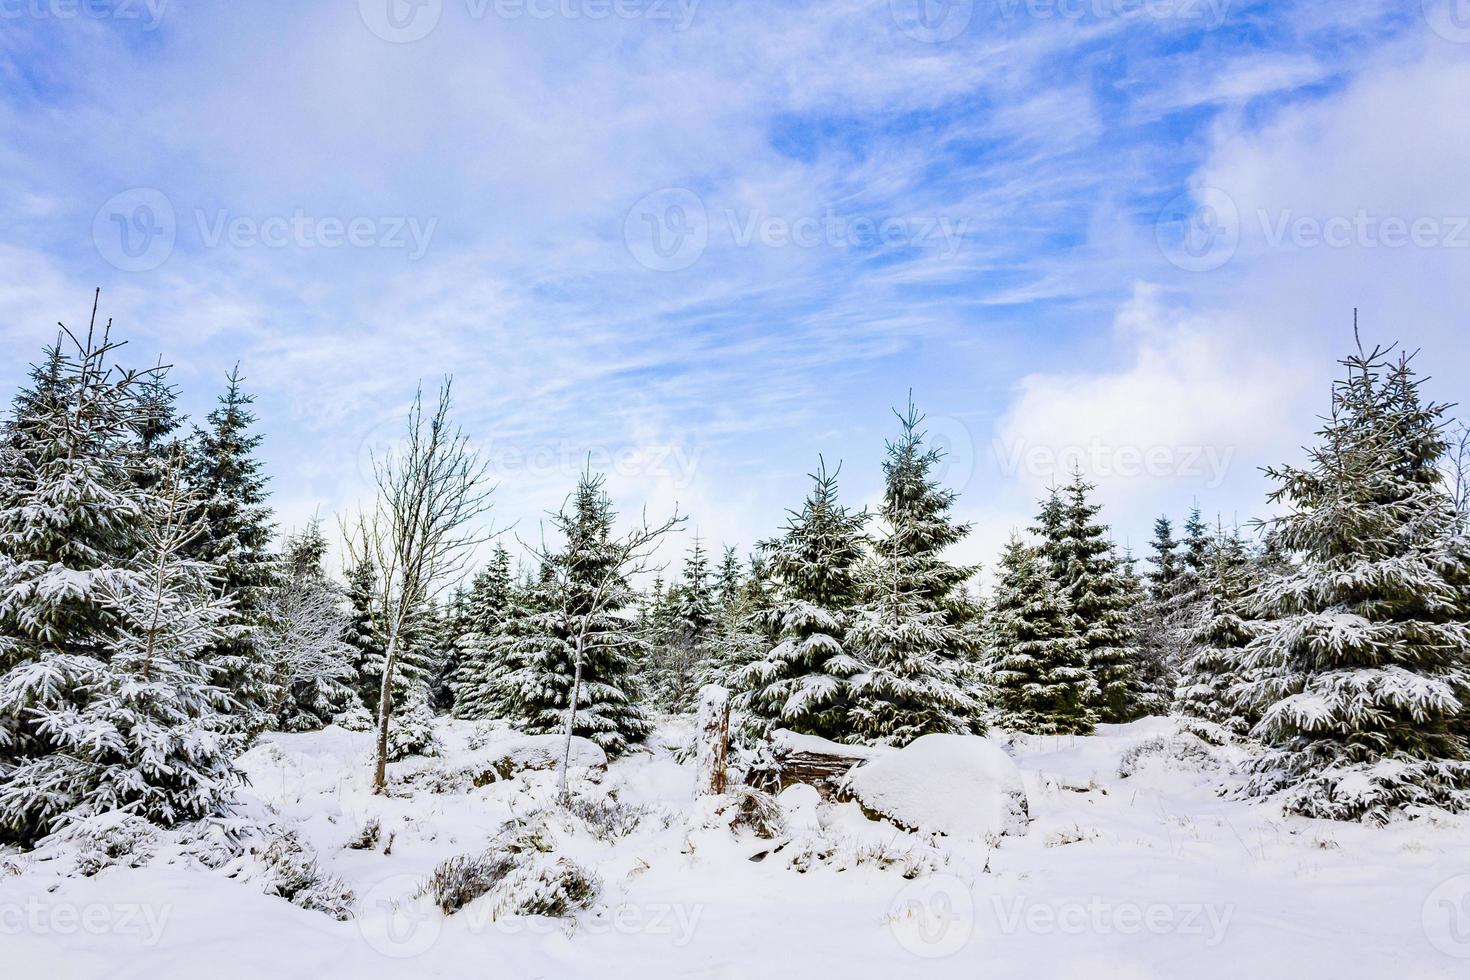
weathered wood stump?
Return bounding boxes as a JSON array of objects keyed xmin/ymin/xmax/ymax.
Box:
[{"xmin": 695, "ymin": 684, "xmax": 730, "ymax": 796}]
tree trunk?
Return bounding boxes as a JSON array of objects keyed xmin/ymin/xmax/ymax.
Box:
[
  {"xmin": 695, "ymin": 684, "xmax": 730, "ymax": 796},
  {"xmin": 372, "ymin": 629, "xmax": 400, "ymax": 794},
  {"xmin": 557, "ymin": 628, "xmax": 587, "ymax": 800}
]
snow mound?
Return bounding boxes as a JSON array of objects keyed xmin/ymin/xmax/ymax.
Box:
[
  {"xmin": 487, "ymin": 734, "xmax": 607, "ymax": 774},
  {"xmin": 846, "ymin": 734, "xmax": 1029, "ymax": 838},
  {"xmin": 391, "ymin": 733, "xmax": 608, "ymax": 791},
  {"xmin": 770, "ymin": 729, "xmax": 883, "ymax": 760}
]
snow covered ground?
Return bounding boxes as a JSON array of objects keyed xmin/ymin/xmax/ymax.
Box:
[{"xmin": 5, "ymin": 718, "xmax": 1469, "ymax": 979}]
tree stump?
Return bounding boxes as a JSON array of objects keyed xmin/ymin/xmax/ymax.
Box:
[{"xmin": 695, "ymin": 684, "xmax": 730, "ymax": 796}]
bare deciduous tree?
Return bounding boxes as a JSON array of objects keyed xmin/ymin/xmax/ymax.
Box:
[
  {"xmin": 342, "ymin": 381, "xmax": 494, "ymax": 793},
  {"xmin": 519, "ymin": 475, "xmax": 683, "ymax": 799}
]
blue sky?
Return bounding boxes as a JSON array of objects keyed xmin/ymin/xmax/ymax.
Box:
[{"xmin": 2, "ymin": 0, "xmax": 1468, "ymax": 580}]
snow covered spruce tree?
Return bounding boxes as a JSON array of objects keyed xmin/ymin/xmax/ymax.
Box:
[
  {"xmin": 698, "ymin": 547, "xmax": 774, "ymax": 692},
  {"xmin": 186, "ymin": 367, "xmax": 277, "ymax": 735},
  {"xmin": 1120, "ymin": 546, "xmax": 1174, "ymax": 715},
  {"xmin": 342, "ymin": 559, "xmax": 384, "ymax": 709},
  {"xmin": 258, "ymin": 519, "xmax": 361, "ymax": 731},
  {"xmin": 733, "ymin": 460, "xmax": 867, "ymax": 740},
  {"xmin": 458, "ymin": 562, "xmax": 557, "ymax": 723},
  {"xmin": 847, "ymin": 399, "xmax": 978, "ymax": 744},
  {"xmin": 1034, "ymin": 472, "xmax": 1143, "ymax": 723},
  {"xmin": 0, "ymin": 310, "xmax": 238, "ymax": 842},
  {"xmin": 487, "ymin": 472, "xmax": 674, "ymax": 761},
  {"xmin": 1, "ymin": 459, "xmax": 242, "ymax": 838},
  {"xmin": 1177, "ymin": 523, "xmax": 1259, "ymax": 735},
  {"xmin": 1239, "ymin": 340, "xmax": 1470, "ymax": 822},
  {"xmin": 987, "ymin": 534, "xmax": 1097, "ymax": 735},
  {"xmin": 343, "ymin": 380, "xmax": 495, "ymax": 792},
  {"xmin": 651, "ymin": 538, "xmax": 717, "ymax": 710},
  {"xmin": 446, "ymin": 544, "xmax": 514, "ymax": 716}
]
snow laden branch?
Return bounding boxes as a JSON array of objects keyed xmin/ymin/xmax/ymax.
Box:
[
  {"xmin": 517, "ymin": 471, "xmax": 683, "ymax": 799},
  {"xmin": 341, "ymin": 381, "xmax": 495, "ymax": 793}
]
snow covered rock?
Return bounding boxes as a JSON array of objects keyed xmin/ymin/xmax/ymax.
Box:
[{"xmin": 846, "ymin": 734, "xmax": 1029, "ymax": 838}]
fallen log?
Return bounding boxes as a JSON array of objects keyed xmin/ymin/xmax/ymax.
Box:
[{"xmin": 756, "ymin": 729, "xmax": 884, "ymax": 799}]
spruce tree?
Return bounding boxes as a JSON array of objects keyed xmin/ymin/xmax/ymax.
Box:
[
  {"xmin": 1, "ymin": 462, "xmax": 241, "ymax": 837},
  {"xmin": 1034, "ymin": 472, "xmax": 1143, "ymax": 723},
  {"xmin": 259, "ymin": 519, "xmax": 360, "ymax": 731},
  {"xmin": 652, "ymin": 538, "xmax": 716, "ymax": 710},
  {"xmin": 187, "ymin": 367, "xmax": 276, "ymax": 734},
  {"xmin": 698, "ymin": 547, "xmax": 774, "ymax": 693},
  {"xmin": 716, "ymin": 546, "xmax": 743, "ymax": 612},
  {"xmin": 0, "ymin": 310, "xmax": 238, "ymax": 841},
  {"xmin": 1146, "ymin": 516, "xmax": 1181, "ymax": 600},
  {"xmin": 1239, "ymin": 339, "xmax": 1470, "ymax": 822},
  {"xmin": 847, "ymin": 399, "xmax": 977, "ymax": 745},
  {"xmin": 343, "ymin": 559, "xmax": 385, "ymax": 711},
  {"xmin": 733, "ymin": 460, "xmax": 867, "ymax": 739},
  {"xmin": 1177, "ymin": 523, "xmax": 1259, "ymax": 735},
  {"xmin": 448, "ymin": 544, "xmax": 515, "ymax": 716},
  {"xmin": 1121, "ymin": 546, "xmax": 1174, "ymax": 716},
  {"xmin": 987, "ymin": 534, "xmax": 1097, "ymax": 735},
  {"xmin": 480, "ymin": 474, "xmax": 652, "ymax": 756}
]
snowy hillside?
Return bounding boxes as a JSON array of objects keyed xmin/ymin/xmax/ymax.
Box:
[{"xmin": 6, "ymin": 716, "xmax": 1467, "ymax": 979}]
